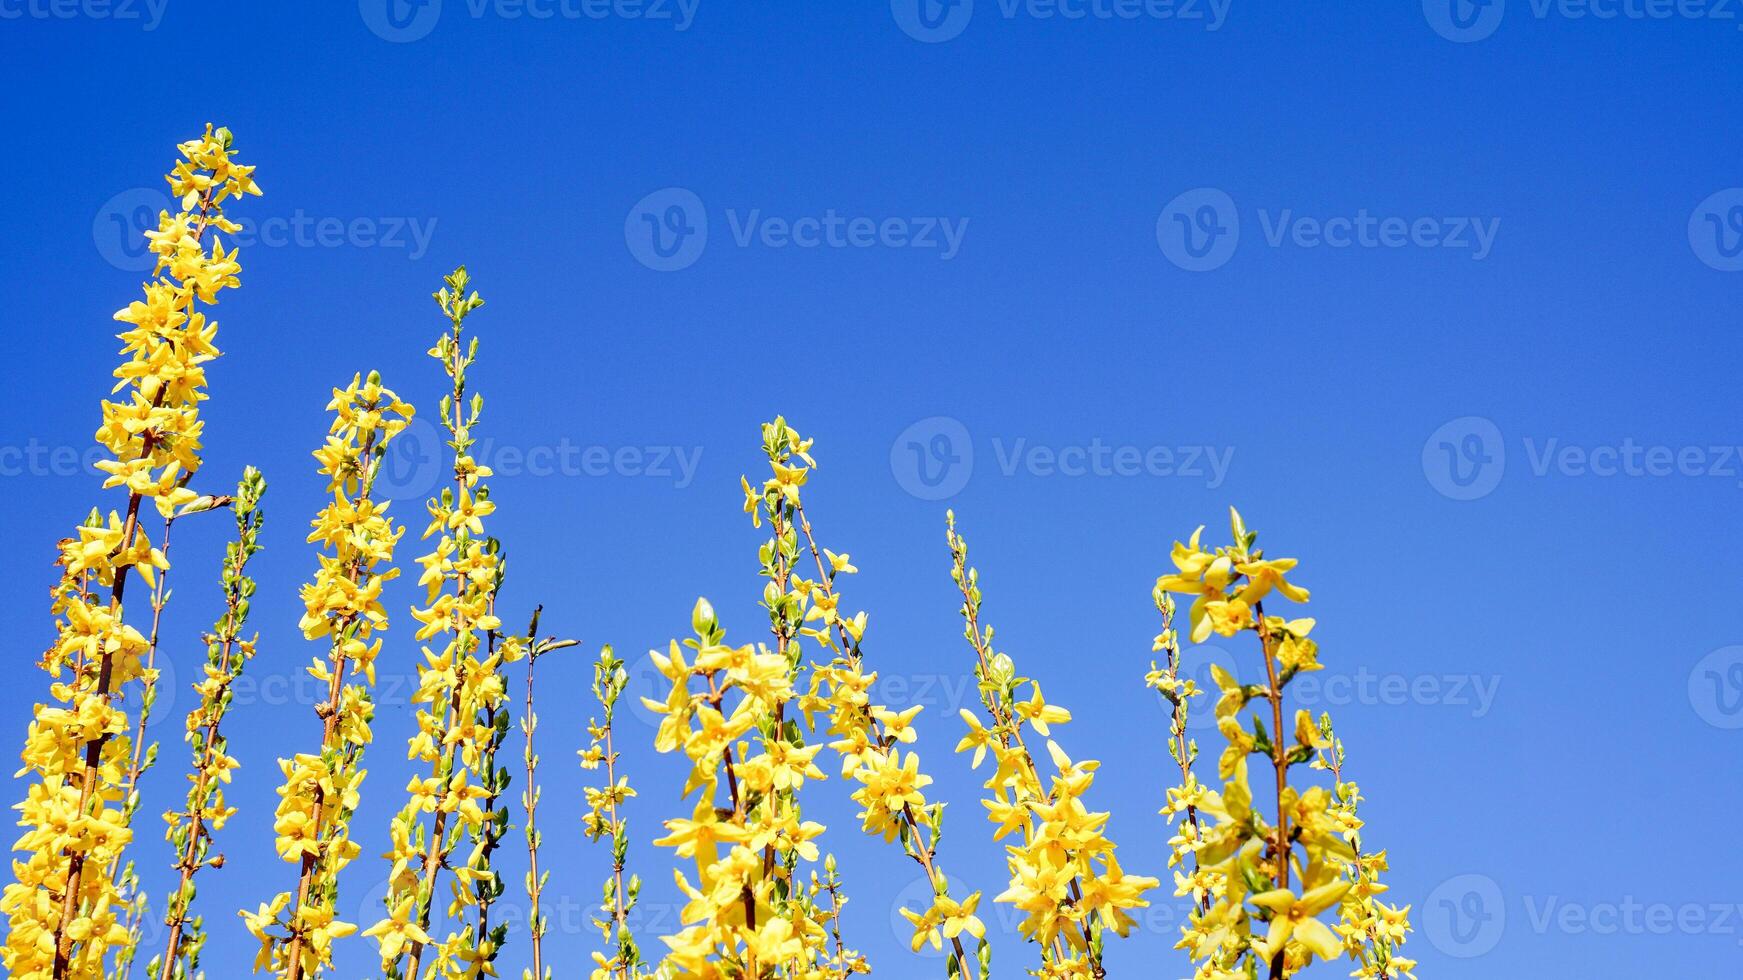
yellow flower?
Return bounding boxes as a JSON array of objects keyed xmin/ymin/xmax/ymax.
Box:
[{"xmin": 1251, "ymin": 874, "xmax": 1351, "ymax": 961}]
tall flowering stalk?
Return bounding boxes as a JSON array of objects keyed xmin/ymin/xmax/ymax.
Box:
[
  {"xmin": 1157, "ymin": 509, "xmax": 1415, "ymax": 979},
  {"xmin": 642, "ymin": 597, "xmax": 846, "ymax": 978},
  {"xmin": 150, "ymin": 467, "xmax": 267, "ymax": 980},
  {"xmin": 945, "ymin": 513, "xmax": 1159, "ymax": 980},
  {"xmin": 742, "ymin": 417, "xmax": 969, "ymax": 979},
  {"xmin": 580, "ymin": 645, "xmax": 643, "ymax": 980},
  {"xmin": 3, "ymin": 123, "xmax": 259, "ymax": 980},
  {"xmin": 242, "ymin": 374, "xmax": 413, "ymax": 978},
  {"xmin": 369, "ymin": 268, "xmax": 526, "ymax": 979}
]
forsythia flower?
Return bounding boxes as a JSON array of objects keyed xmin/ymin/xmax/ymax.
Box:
[
  {"xmin": 946, "ymin": 513, "xmax": 1159, "ymax": 978},
  {"xmin": 247, "ymin": 375, "xmax": 411, "ymax": 978},
  {"xmin": 1155, "ymin": 509, "xmax": 1415, "ymax": 979},
  {"xmin": 646, "ymin": 599, "xmax": 861, "ymax": 980},
  {"xmin": 749, "ymin": 417, "xmax": 974, "ymax": 979},
  {"xmin": 3, "ymin": 123, "xmax": 258, "ymax": 980},
  {"xmin": 728, "ymin": 418, "xmax": 948, "ymax": 976},
  {"xmin": 371, "ymin": 267, "xmax": 526, "ymax": 980}
]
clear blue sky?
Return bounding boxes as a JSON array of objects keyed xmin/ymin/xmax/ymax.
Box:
[{"xmin": 2, "ymin": 1, "xmax": 1740, "ymax": 976}]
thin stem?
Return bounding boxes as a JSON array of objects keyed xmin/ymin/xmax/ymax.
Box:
[
  {"xmin": 603, "ymin": 716, "xmax": 630, "ymax": 980},
  {"xmin": 1253, "ymin": 601, "xmax": 1289, "ymax": 890},
  {"xmin": 523, "ymin": 618, "xmax": 545, "ymax": 980},
  {"xmin": 158, "ymin": 540, "xmax": 248, "ymax": 980}
]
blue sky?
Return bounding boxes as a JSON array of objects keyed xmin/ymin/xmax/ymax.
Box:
[{"xmin": 2, "ymin": 0, "xmax": 1741, "ymax": 976}]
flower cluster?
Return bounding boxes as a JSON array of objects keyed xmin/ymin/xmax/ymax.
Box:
[
  {"xmin": 1155, "ymin": 509, "xmax": 1414, "ymax": 979},
  {"xmin": 369, "ymin": 268, "xmax": 526, "ymax": 979},
  {"xmin": 946, "ymin": 513, "xmax": 1159, "ymax": 980},
  {"xmin": 643, "ymin": 598, "xmax": 852, "ymax": 979},
  {"xmin": 244, "ymin": 373, "xmax": 412, "ymax": 978},
  {"xmin": 151, "ymin": 467, "xmax": 267, "ymax": 980},
  {"xmin": 731, "ymin": 419, "xmax": 974, "ymax": 979},
  {"xmin": 580, "ymin": 644, "xmax": 644, "ymax": 980},
  {"xmin": 3, "ymin": 124, "xmax": 258, "ymax": 980}
]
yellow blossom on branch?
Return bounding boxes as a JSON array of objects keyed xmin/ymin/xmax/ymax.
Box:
[
  {"xmin": 370, "ymin": 267, "xmax": 526, "ymax": 980},
  {"xmin": 245, "ymin": 374, "xmax": 410, "ymax": 979},
  {"xmin": 2, "ymin": 124, "xmax": 259, "ymax": 980},
  {"xmin": 1156, "ymin": 509, "xmax": 1415, "ymax": 980}
]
